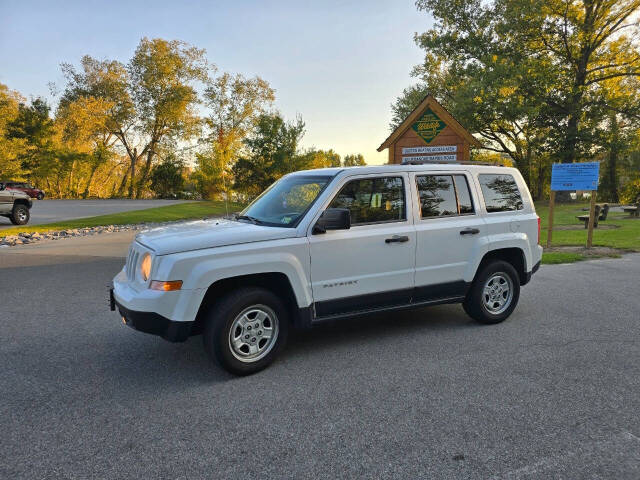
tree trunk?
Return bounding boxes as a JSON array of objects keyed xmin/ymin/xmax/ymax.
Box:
[
  {"xmin": 136, "ymin": 147, "xmax": 155, "ymax": 199},
  {"xmin": 604, "ymin": 113, "xmax": 620, "ymax": 202},
  {"xmin": 82, "ymin": 163, "xmax": 100, "ymax": 199},
  {"xmin": 117, "ymin": 170, "xmax": 129, "ymax": 197},
  {"xmin": 128, "ymin": 147, "xmax": 137, "ymax": 199}
]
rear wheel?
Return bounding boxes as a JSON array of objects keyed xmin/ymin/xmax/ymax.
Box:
[
  {"xmin": 36, "ymin": 192, "xmax": 44, "ymax": 200},
  {"xmin": 463, "ymin": 260, "xmax": 520, "ymax": 324},
  {"xmin": 10, "ymin": 204, "xmax": 29, "ymax": 225},
  {"xmin": 203, "ymin": 287, "xmax": 289, "ymax": 375}
]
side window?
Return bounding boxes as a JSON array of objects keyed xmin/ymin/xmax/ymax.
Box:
[
  {"xmin": 328, "ymin": 176, "xmax": 405, "ymax": 225},
  {"xmin": 416, "ymin": 174, "xmax": 475, "ymax": 218},
  {"xmin": 479, "ymin": 174, "xmax": 524, "ymax": 212},
  {"xmin": 417, "ymin": 175, "xmax": 457, "ymax": 217},
  {"xmin": 454, "ymin": 175, "xmax": 474, "ymax": 214}
]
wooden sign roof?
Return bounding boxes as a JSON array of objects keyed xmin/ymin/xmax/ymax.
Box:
[{"xmin": 377, "ymin": 95, "xmax": 481, "ymax": 152}]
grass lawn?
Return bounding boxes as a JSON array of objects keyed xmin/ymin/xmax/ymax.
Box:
[
  {"xmin": 0, "ymin": 200, "xmax": 245, "ymax": 237},
  {"xmin": 536, "ymin": 201, "xmax": 640, "ymax": 264}
]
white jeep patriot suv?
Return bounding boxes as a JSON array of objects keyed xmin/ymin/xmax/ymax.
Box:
[{"xmin": 111, "ymin": 164, "xmax": 542, "ymax": 375}]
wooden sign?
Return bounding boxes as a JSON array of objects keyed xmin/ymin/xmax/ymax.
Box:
[
  {"xmin": 377, "ymin": 95, "xmax": 481, "ymax": 164},
  {"xmin": 411, "ymin": 108, "xmax": 447, "ymax": 143},
  {"xmin": 402, "ymin": 145, "xmax": 457, "ymax": 154}
]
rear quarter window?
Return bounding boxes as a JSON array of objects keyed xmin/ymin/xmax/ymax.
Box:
[{"xmin": 478, "ymin": 174, "xmax": 524, "ymax": 212}]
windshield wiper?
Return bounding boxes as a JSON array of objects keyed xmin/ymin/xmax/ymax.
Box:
[{"xmin": 234, "ymin": 214, "xmax": 264, "ymax": 225}]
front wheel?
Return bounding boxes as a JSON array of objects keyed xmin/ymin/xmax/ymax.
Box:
[
  {"xmin": 463, "ymin": 260, "xmax": 520, "ymax": 324},
  {"xmin": 10, "ymin": 204, "xmax": 30, "ymax": 225},
  {"xmin": 203, "ymin": 287, "xmax": 289, "ymax": 375},
  {"xmin": 36, "ymin": 192, "xmax": 44, "ymax": 200}
]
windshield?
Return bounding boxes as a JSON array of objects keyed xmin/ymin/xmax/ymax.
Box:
[{"xmin": 239, "ymin": 174, "xmax": 333, "ymax": 227}]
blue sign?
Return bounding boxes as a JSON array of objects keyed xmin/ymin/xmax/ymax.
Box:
[{"xmin": 550, "ymin": 162, "xmax": 600, "ymax": 191}]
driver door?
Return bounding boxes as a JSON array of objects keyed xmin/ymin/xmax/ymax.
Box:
[{"xmin": 308, "ymin": 173, "xmax": 416, "ymax": 318}]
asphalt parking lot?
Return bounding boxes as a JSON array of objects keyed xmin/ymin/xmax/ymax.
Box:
[
  {"xmin": 1, "ymin": 243, "xmax": 639, "ymax": 479},
  {"xmin": 0, "ymin": 199, "xmax": 192, "ymax": 229}
]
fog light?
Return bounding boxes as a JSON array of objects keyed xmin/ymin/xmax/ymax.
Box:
[{"xmin": 150, "ymin": 280, "xmax": 183, "ymax": 291}]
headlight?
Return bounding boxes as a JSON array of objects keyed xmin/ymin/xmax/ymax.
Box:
[{"xmin": 140, "ymin": 253, "xmax": 152, "ymax": 281}]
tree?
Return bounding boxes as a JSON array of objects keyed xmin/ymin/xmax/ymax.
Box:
[
  {"xmin": 232, "ymin": 113, "xmax": 305, "ymax": 197},
  {"xmin": 150, "ymin": 154, "xmax": 185, "ymax": 198},
  {"xmin": 55, "ymin": 96, "xmax": 118, "ymax": 198},
  {"xmin": 342, "ymin": 154, "xmax": 366, "ymax": 167},
  {"xmin": 203, "ymin": 72, "xmax": 275, "ymax": 198},
  {"xmin": 60, "ymin": 37, "xmax": 208, "ymax": 198},
  {"xmin": 0, "ymin": 83, "xmax": 27, "ymax": 178},
  {"xmin": 520, "ymin": 0, "xmax": 640, "ymax": 165},
  {"xmin": 7, "ymin": 97, "xmax": 56, "ymax": 178},
  {"xmin": 297, "ymin": 148, "xmax": 341, "ymax": 169},
  {"xmin": 396, "ymin": 0, "xmax": 554, "ymax": 192},
  {"xmin": 398, "ymin": 0, "xmax": 640, "ymax": 198}
]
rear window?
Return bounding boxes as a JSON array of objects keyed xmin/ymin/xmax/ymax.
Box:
[{"xmin": 478, "ymin": 174, "xmax": 524, "ymax": 212}]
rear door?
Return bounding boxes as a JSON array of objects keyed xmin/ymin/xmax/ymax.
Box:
[
  {"xmin": 308, "ymin": 173, "xmax": 416, "ymax": 318},
  {"xmin": 411, "ymin": 171, "xmax": 488, "ymax": 301}
]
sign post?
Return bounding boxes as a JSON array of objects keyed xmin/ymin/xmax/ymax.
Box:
[
  {"xmin": 586, "ymin": 191, "xmax": 597, "ymax": 248},
  {"xmin": 546, "ymin": 191, "xmax": 555, "ymax": 248},
  {"xmin": 549, "ymin": 162, "xmax": 600, "ymax": 249}
]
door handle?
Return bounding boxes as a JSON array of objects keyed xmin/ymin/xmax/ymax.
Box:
[
  {"xmin": 385, "ymin": 235, "xmax": 409, "ymax": 243},
  {"xmin": 460, "ymin": 228, "xmax": 480, "ymax": 235}
]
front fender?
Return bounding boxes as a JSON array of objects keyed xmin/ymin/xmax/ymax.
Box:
[{"xmin": 155, "ymin": 238, "xmax": 313, "ymax": 310}]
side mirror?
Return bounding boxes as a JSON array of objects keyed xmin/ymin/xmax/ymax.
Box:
[{"xmin": 313, "ymin": 208, "xmax": 351, "ymax": 234}]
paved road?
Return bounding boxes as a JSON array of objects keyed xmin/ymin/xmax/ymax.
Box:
[
  {"xmin": 0, "ymin": 199, "xmax": 193, "ymax": 230},
  {"xmin": 1, "ymin": 240, "xmax": 639, "ymax": 478}
]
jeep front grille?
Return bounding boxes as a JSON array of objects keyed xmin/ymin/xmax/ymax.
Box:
[{"xmin": 125, "ymin": 247, "xmax": 141, "ymax": 282}]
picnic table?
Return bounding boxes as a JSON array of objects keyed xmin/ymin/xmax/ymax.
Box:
[
  {"xmin": 623, "ymin": 204, "xmax": 639, "ymax": 217},
  {"xmin": 576, "ymin": 204, "xmax": 609, "ymax": 228}
]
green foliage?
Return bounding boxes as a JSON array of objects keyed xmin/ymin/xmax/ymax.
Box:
[
  {"xmin": 0, "ymin": 83, "xmax": 27, "ymax": 178},
  {"xmin": 150, "ymin": 155, "xmax": 185, "ymax": 198},
  {"xmin": 232, "ymin": 113, "xmax": 306, "ymax": 197},
  {"xmin": 203, "ymin": 72, "xmax": 275, "ymax": 198},
  {"xmin": 399, "ymin": 0, "xmax": 640, "ymax": 199},
  {"xmin": 298, "ymin": 148, "xmax": 341, "ymax": 169},
  {"xmin": 620, "ymin": 179, "xmax": 640, "ymax": 205},
  {"xmin": 60, "ymin": 38, "xmax": 208, "ymax": 198},
  {"xmin": 342, "ymin": 153, "xmax": 366, "ymax": 167},
  {"xmin": 7, "ymin": 97, "xmax": 56, "ymax": 176}
]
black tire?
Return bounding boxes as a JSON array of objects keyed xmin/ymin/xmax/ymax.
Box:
[
  {"xmin": 203, "ymin": 287, "xmax": 289, "ymax": 375},
  {"xmin": 463, "ymin": 260, "xmax": 520, "ymax": 324},
  {"xmin": 10, "ymin": 204, "xmax": 30, "ymax": 225},
  {"xmin": 37, "ymin": 192, "xmax": 44, "ymax": 200}
]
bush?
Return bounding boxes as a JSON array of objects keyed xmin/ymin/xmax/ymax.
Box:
[{"xmin": 620, "ymin": 179, "xmax": 640, "ymax": 205}]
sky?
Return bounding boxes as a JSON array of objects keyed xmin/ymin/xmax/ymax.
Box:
[{"xmin": 0, "ymin": 0, "xmax": 431, "ymax": 165}]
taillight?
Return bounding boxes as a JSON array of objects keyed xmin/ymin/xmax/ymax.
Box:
[{"xmin": 537, "ymin": 216, "xmax": 541, "ymax": 245}]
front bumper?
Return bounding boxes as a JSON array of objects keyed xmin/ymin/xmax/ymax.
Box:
[{"xmin": 110, "ymin": 288, "xmax": 193, "ymax": 342}]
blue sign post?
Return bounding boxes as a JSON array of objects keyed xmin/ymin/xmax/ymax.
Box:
[
  {"xmin": 551, "ymin": 162, "xmax": 600, "ymax": 191},
  {"xmin": 547, "ymin": 162, "xmax": 601, "ymax": 248}
]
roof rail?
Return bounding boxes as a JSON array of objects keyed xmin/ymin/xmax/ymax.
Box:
[{"xmin": 399, "ymin": 159, "xmax": 506, "ymax": 167}]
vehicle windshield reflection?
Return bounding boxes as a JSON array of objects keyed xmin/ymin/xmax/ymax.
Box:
[{"xmin": 238, "ymin": 175, "xmax": 332, "ymax": 227}]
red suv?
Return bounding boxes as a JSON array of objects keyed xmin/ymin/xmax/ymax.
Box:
[{"xmin": 4, "ymin": 182, "xmax": 45, "ymax": 200}]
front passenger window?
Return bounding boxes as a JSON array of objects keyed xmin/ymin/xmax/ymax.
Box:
[{"xmin": 328, "ymin": 176, "xmax": 406, "ymax": 225}]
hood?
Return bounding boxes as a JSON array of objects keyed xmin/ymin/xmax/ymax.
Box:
[{"xmin": 135, "ymin": 218, "xmax": 298, "ymax": 255}]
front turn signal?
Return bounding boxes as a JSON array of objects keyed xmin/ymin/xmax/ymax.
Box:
[{"xmin": 150, "ymin": 280, "xmax": 183, "ymax": 291}]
